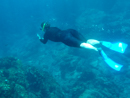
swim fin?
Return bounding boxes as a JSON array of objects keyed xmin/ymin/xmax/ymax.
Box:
[
  {"xmin": 100, "ymin": 50, "xmax": 123, "ymax": 71},
  {"xmin": 101, "ymin": 41, "xmax": 128, "ymax": 53}
]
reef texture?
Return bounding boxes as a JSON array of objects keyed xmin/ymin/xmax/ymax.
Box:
[{"xmin": 0, "ymin": 57, "xmax": 64, "ymax": 98}]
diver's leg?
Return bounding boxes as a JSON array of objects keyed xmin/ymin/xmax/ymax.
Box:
[
  {"xmin": 87, "ymin": 39, "xmax": 100, "ymax": 45},
  {"xmin": 69, "ymin": 30, "xmax": 101, "ymax": 45},
  {"xmin": 62, "ymin": 32, "xmax": 99, "ymax": 51},
  {"xmin": 80, "ymin": 43, "xmax": 98, "ymax": 51}
]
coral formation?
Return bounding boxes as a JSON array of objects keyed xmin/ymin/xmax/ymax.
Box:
[{"xmin": 0, "ymin": 57, "xmax": 64, "ymax": 98}]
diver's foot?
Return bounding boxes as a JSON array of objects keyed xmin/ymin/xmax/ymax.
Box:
[{"xmin": 87, "ymin": 39, "xmax": 100, "ymax": 45}]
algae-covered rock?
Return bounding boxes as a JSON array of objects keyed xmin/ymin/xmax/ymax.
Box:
[
  {"xmin": 0, "ymin": 82, "xmax": 12, "ymax": 98},
  {"xmin": 79, "ymin": 89, "xmax": 103, "ymax": 98},
  {"xmin": 0, "ymin": 57, "xmax": 64, "ymax": 98},
  {"xmin": 0, "ymin": 57, "xmax": 22, "ymax": 69},
  {"xmin": 26, "ymin": 66, "xmax": 64, "ymax": 98}
]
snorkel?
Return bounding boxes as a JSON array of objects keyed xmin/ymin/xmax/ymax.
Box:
[
  {"xmin": 42, "ymin": 23, "xmax": 46, "ymax": 31},
  {"xmin": 41, "ymin": 22, "xmax": 50, "ymax": 31}
]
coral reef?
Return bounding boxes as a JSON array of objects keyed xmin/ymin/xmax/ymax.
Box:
[{"xmin": 0, "ymin": 57, "xmax": 64, "ymax": 98}]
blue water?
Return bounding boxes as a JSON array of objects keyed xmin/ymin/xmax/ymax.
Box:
[{"xmin": 0, "ymin": 0, "xmax": 130, "ymax": 97}]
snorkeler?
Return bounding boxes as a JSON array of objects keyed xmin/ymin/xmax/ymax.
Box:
[
  {"xmin": 37, "ymin": 22, "xmax": 101, "ymax": 51},
  {"xmin": 37, "ymin": 22, "xmax": 128, "ymax": 71}
]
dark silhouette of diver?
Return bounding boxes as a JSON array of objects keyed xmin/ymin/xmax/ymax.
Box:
[
  {"xmin": 37, "ymin": 22, "xmax": 101, "ymax": 52},
  {"xmin": 37, "ymin": 22, "xmax": 128, "ymax": 71}
]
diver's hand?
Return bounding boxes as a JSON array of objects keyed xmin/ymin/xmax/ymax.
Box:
[
  {"xmin": 37, "ymin": 34, "xmax": 41, "ymax": 39},
  {"xmin": 37, "ymin": 34, "xmax": 44, "ymax": 41}
]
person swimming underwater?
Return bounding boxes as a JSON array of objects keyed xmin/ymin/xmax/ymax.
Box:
[
  {"xmin": 37, "ymin": 22, "xmax": 101, "ymax": 52},
  {"xmin": 37, "ymin": 22, "xmax": 128, "ymax": 71}
]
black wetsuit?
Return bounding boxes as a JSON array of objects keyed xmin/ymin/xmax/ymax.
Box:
[{"xmin": 40, "ymin": 27, "xmax": 87, "ymax": 47}]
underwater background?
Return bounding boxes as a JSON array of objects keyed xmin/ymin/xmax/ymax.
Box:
[{"xmin": 1, "ymin": 0, "xmax": 130, "ymax": 98}]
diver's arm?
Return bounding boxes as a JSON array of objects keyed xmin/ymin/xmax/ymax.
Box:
[{"xmin": 37, "ymin": 34, "xmax": 48, "ymax": 44}]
